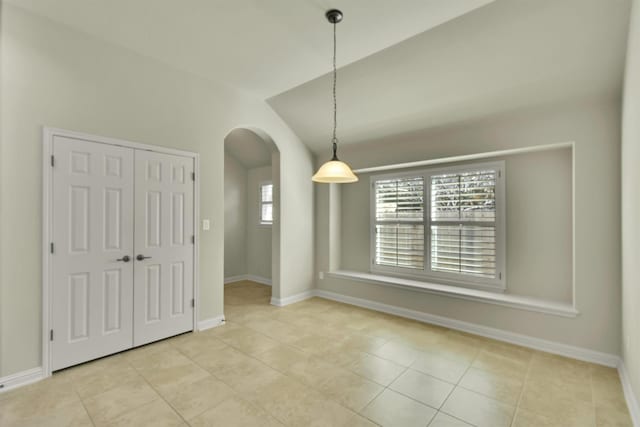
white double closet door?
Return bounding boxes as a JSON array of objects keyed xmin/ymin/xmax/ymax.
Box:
[{"xmin": 50, "ymin": 136, "xmax": 194, "ymax": 371}]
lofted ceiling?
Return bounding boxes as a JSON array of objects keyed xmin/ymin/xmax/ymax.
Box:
[
  {"xmin": 7, "ymin": 0, "xmax": 631, "ymax": 155},
  {"xmin": 268, "ymin": 0, "xmax": 631, "ymax": 153},
  {"xmin": 6, "ymin": 0, "xmax": 492, "ymax": 98},
  {"xmin": 225, "ymin": 129, "xmax": 273, "ymax": 169}
]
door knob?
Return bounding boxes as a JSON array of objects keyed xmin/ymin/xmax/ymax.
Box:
[
  {"xmin": 136, "ymin": 254, "xmax": 152, "ymax": 261},
  {"xmin": 116, "ymin": 255, "xmax": 131, "ymax": 262}
]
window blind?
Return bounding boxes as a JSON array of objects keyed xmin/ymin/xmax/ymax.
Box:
[
  {"xmin": 260, "ymin": 183, "xmax": 273, "ymax": 223},
  {"xmin": 430, "ymin": 170, "xmax": 497, "ymax": 278},
  {"xmin": 374, "ymin": 177, "xmax": 424, "ymax": 269}
]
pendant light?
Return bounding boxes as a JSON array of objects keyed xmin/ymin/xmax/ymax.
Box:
[{"xmin": 312, "ymin": 9, "xmax": 358, "ymax": 183}]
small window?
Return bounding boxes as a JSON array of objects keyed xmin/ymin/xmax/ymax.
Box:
[
  {"xmin": 259, "ymin": 182, "xmax": 273, "ymax": 225},
  {"xmin": 371, "ymin": 162, "xmax": 505, "ymax": 291}
]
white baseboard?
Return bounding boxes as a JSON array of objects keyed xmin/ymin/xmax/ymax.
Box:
[
  {"xmin": 270, "ymin": 290, "xmax": 315, "ymax": 307},
  {"xmin": 224, "ymin": 275, "xmax": 272, "ymax": 286},
  {"xmin": 247, "ymin": 275, "xmax": 272, "ymax": 286},
  {"xmin": 0, "ymin": 367, "xmax": 45, "ymax": 393},
  {"xmin": 224, "ymin": 275, "xmax": 248, "ymax": 284},
  {"xmin": 197, "ymin": 315, "xmax": 226, "ymax": 331},
  {"xmin": 314, "ymin": 289, "xmax": 619, "ymax": 367},
  {"xmin": 618, "ymin": 359, "xmax": 640, "ymax": 427}
]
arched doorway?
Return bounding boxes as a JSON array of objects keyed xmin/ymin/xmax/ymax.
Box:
[{"xmin": 223, "ymin": 127, "xmax": 281, "ymax": 310}]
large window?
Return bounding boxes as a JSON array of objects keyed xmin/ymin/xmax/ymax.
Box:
[
  {"xmin": 259, "ymin": 182, "xmax": 273, "ymax": 225},
  {"xmin": 371, "ymin": 162, "xmax": 505, "ymax": 291}
]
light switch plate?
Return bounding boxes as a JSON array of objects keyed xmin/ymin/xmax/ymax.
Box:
[{"xmin": 202, "ymin": 219, "xmax": 210, "ymax": 231}]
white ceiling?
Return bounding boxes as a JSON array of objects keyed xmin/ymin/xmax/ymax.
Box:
[
  {"xmin": 225, "ymin": 129, "xmax": 273, "ymax": 169},
  {"xmin": 7, "ymin": 0, "xmax": 492, "ymax": 98},
  {"xmin": 8, "ymin": 0, "xmax": 630, "ymax": 155},
  {"xmin": 268, "ymin": 0, "xmax": 631, "ymax": 153}
]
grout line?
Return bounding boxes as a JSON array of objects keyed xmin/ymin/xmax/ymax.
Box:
[{"xmin": 509, "ymin": 352, "xmax": 533, "ymax": 427}]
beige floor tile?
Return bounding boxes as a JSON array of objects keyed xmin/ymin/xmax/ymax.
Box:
[
  {"xmin": 519, "ymin": 376, "xmax": 595, "ymax": 421},
  {"xmin": 348, "ymin": 353, "xmax": 406, "ymax": 386},
  {"xmin": 441, "ymin": 387, "xmax": 515, "ymax": 427},
  {"xmin": 188, "ymin": 395, "xmax": 283, "ymax": 427},
  {"xmin": 458, "ymin": 366, "xmax": 524, "ymax": 405},
  {"xmin": 361, "ymin": 389, "xmax": 437, "ymax": 427},
  {"xmin": 106, "ymin": 398, "xmax": 184, "ymax": 427},
  {"xmin": 411, "ymin": 350, "xmax": 470, "ymax": 384},
  {"xmin": 512, "ymin": 406, "xmax": 597, "ymax": 427},
  {"xmin": 168, "ymin": 332, "xmax": 228, "ymax": 359},
  {"xmin": 390, "ymin": 369, "xmax": 454, "ymax": 408},
  {"xmin": 370, "ymin": 340, "xmax": 421, "ymax": 366},
  {"xmin": 163, "ymin": 375, "xmax": 234, "ymax": 420},
  {"xmin": 82, "ymin": 377, "xmax": 159, "ymax": 425},
  {"xmin": 0, "ymin": 397, "xmax": 91, "ymax": 427},
  {"xmin": 317, "ymin": 369, "xmax": 384, "ymax": 412},
  {"xmin": 218, "ymin": 328, "xmax": 280, "ymax": 356},
  {"xmin": 511, "ymin": 408, "xmax": 559, "ymax": 427},
  {"xmin": 315, "ymin": 343, "xmax": 365, "ymax": 366},
  {"xmin": 289, "ymin": 334, "xmax": 341, "ymax": 355},
  {"xmin": 140, "ymin": 360, "xmax": 211, "ymax": 396},
  {"xmin": 472, "ymin": 349, "xmax": 529, "ymax": 379},
  {"xmin": 253, "ymin": 343, "xmax": 312, "ymax": 372},
  {"xmin": 0, "ymin": 380, "xmax": 81, "ymax": 425},
  {"xmin": 286, "ymin": 356, "xmax": 341, "ymax": 387},
  {"xmin": 210, "ymin": 352, "xmax": 282, "ymax": 393},
  {"xmin": 73, "ymin": 364, "xmax": 142, "ymax": 399},
  {"xmin": 2, "ymin": 281, "xmax": 634, "ymax": 427},
  {"xmin": 428, "ymin": 412, "xmax": 474, "ymax": 426},
  {"xmin": 595, "ymin": 403, "xmax": 634, "ymax": 427}
]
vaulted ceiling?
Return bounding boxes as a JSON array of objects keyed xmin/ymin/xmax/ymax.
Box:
[{"xmin": 8, "ymin": 0, "xmax": 631, "ymax": 154}]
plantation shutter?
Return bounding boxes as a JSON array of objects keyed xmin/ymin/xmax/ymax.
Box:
[
  {"xmin": 374, "ymin": 177, "xmax": 425, "ymax": 269},
  {"xmin": 430, "ymin": 170, "xmax": 497, "ymax": 278},
  {"xmin": 260, "ymin": 183, "xmax": 273, "ymax": 224}
]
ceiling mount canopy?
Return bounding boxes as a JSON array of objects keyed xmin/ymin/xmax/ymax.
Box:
[{"xmin": 312, "ymin": 9, "xmax": 358, "ymax": 184}]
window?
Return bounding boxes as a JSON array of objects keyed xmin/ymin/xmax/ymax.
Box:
[
  {"xmin": 259, "ymin": 182, "xmax": 273, "ymax": 225},
  {"xmin": 371, "ymin": 162, "xmax": 505, "ymax": 291}
]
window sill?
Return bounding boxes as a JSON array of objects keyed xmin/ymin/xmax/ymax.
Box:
[{"xmin": 325, "ymin": 270, "xmax": 579, "ymax": 318}]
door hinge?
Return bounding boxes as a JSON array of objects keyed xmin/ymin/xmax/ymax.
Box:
[
  {"xmin": 50, "ymin": 329, "xmax": 54, "ymax": 341},
  {"xmin": 191, "ymin": 172, "xmax": 195, "ymax": 181},
  {"xmin": 498, "ymin": 170, "xmax": 502, "ymax": 178},
  {"xmin": 50, "ymin": 242, "xmax": 54, "ymax": 254},
  {"xmin": 191, "ymin": 235, "xmax": 195, "ymax": 244},
  {"xmin": 499, "ymin": 272, "xmax": 502, "ymax": 279},
  {"xmin": 50, "ymin": 155, "xmax": 55, "ymax": 167},
  {"xmin": 191, "ymin": 299, "xmax": 195, "ymax": 308}
]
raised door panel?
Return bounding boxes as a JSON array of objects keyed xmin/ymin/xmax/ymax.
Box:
[
  {"xmin": 51, "ymin": 136, "xmax": 135, "ymax": 371},
  {"xmin": 133, "ymin": 150, "xmax": 194, "ymax": 345}
]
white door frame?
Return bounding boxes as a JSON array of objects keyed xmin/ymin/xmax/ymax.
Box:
[{"xmin": 42, "ymin": 127, "xmax": 200, "ymax": 377}]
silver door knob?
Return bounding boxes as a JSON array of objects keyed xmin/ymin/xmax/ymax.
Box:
[{"xmin": 136, "ymin": 254, "xmax": 152, "ymax": 261}]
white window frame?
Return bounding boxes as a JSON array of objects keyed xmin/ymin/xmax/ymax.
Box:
[
  {"xmin": 259, "ymin": 181, "xmax": 273, "ymax": 226},
  {"xmin": 369, "ymin": 161, "xmax": 506, "ymax": 292}
]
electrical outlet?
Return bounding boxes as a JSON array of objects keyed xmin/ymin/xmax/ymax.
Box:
[{"xmin": 202, "ymin": 219, "xmax": 210, "ymax": 231}]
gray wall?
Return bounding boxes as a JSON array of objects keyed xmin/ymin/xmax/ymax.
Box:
[
  {"xmin": 0, "ymin": 4, "xmax": 314, "ymax": 377},
  {"xmin": 224, "ymin": 152, "xmax": 248, "ymax": 278},
  {"xmin": 316, "ymin": 96, "xmax": 621, "ymax": 354},
  {"xmin": 340, "ymin": 149, "xmax": 573, "ymax": 303},
  {"xmin": 622, "ymin": 0, "xmax": 640, "ymax": 408},
  {"xmin": 247, "ymin": 166, "xmax": 273, "ymax": 280}
]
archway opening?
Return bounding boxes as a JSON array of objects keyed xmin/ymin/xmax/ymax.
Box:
[{"xmin": 223, "ymin": 127, "xmax": 280, "ymax": 310}]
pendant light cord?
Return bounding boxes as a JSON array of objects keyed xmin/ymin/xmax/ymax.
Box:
[{"xmin": 331, "ymin": 21, "xmax": 339, "ymax": 160}]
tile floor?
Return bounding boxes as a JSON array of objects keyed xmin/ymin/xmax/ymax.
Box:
[{"xmin": 0, "ymin": 280, "xmax": 633, "ymax": 426}]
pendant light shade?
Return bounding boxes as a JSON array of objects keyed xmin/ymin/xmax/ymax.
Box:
[
  {"xmin": 312, "ymin": 160, "xmax": 358, "ymax": 183},
  {"xmin": 312, "ymin": 9, "xmax": 358, "ymax": 184}
]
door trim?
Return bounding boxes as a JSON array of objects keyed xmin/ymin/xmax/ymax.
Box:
[{"xmin": 42, "ymin": 127, "xmax": 200, "ymax": 377}]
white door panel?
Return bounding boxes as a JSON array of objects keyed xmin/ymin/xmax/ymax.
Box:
[
  {"xmin": 133, "ymin": 150, "xmax": 194, "ymax": 345},
  {"xmin": 51, "ymin": 136, "xmax": 134, "ymax": 371}
]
